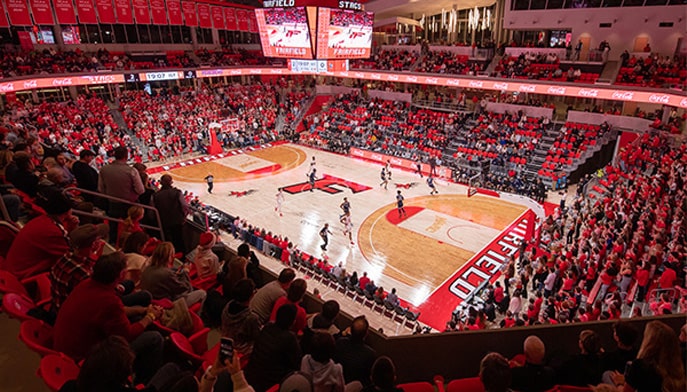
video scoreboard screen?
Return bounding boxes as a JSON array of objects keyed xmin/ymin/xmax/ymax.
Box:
[
  {"xmin": 315, "ymin": 8, "xmax": 374, "ymax": 59},
  {"xmin": 254, "ymin": 7, "xmax": 314, "ymax": 59}
]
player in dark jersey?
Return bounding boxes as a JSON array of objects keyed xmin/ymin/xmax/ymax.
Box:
[
  {"xmin": 396, "ymin": 190, "xmax": 407, "ymax": 218},
  {"xmin": 427, "ymin": 176, "xmax": 438, "ymax": 195}
]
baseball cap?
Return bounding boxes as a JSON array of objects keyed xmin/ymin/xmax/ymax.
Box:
[{"xmin": 69, "ymin": 223, "xmax": 109, "ymax": 249}]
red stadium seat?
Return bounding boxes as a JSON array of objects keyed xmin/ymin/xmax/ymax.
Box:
[
  {"xmin": 399, "ymin": 381, "xmax": 434, "ymax": 392},
  {"xmin": 446, "ymin": 377, "xmax": 485, "ymax": 392},
  {"xmin": 37, "ymin": 354, "xmax": 80, "ymax": 392},
  {"xmin": 19, "ymin": 319, "xmax": 59, "ymax": 357}
]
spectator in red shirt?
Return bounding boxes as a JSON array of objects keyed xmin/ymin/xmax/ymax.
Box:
[
  {"xmin": 53, "ymin": 252, "xmax": 164, "ymax": 383},
  {"xmin": 635, "ymin": 263, "xmax": 651, "ymax": 302},
  {"xmin": 270, "ymin": 278, "xmax": 308, "ymax": 334},
  {"xmin": 2, "ymin": 189, "xmax": 78, "ymax": 279},
  {"xmin": 659, "ymin": 264, "xmax": 677, "ymax": 289},
  {"xmin": 358, "ymin": 272, "xmax": 370, "ymax": 291}
]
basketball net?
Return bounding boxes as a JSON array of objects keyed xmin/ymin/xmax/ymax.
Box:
[{"xmin": 467, "ymin": 173, "xmax": 480, "ymax": 198}]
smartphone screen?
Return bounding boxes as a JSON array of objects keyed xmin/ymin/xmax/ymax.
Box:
[{"xmin": 219, "ymin": 337, "xmax": 234, "ymax": 363}]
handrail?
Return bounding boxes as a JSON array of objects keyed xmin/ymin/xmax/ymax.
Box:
[{"xmin": 62, "ymin": 187, "xmax": 166, "ymax": 241}]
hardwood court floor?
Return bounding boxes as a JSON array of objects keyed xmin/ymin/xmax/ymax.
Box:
[{"xmin": 163, "ymin": 144, "xmax": 527, "ymax": 306}]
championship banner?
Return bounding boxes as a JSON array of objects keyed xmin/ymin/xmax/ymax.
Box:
[
  {"xmin": 196, "ymin": 2, "xmax": 211, "ymax": 28},
  {"xmin": 224, "ymin": 7, "xmax": 236, "ymax": 30},
  {"xmin": 149, "ymin": 0, "xmax": 166, "ymax": 24},
  {"xmin": 236, "ymin": 8, "xmax": 249, "ymax": 32},
  {"xmin": 4, "ymin": 0, "xmax": 32, "ymax": 25},
  {"xmin": 0, "ymin": 0, "xmax": 8, "ymax": 27},
  {"xmin": 132, "ymin": 0, "xmax": 150, "ymax": 24},
  {"xmin": 77, "ymin": 0, "xmax": 98, "ymax": 23},
  {"xmin": 29, "ymin": 0, "xmax": 54, "ymax": 24},
  {"xmin": 248, "ymin": 11, "xmax": 257, "ymax": 33},
  {"xmin": 211, "ymin": 6, "xmax": 224, "ymax": 29},
  {"xmin": 52, "ymin": 0, "xmax": 77, "ymax": 24},
  {"xmin": 166, "ymin": 0, "xmax": 181, "ymax": 25},
  {"xmin": 114, "ymin": 0, "xmax": 132, "ymax": 24},
  {"xmin": 181, "ymin": 1, "xmax": 197, "ymax": 26}
]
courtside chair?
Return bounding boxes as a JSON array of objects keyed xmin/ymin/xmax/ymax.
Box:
[
  {"xmin": 398, "ymin": 382, "xmax": 434, "ymax": 392},
  {"xmin": 37, "ymin": 354, "xmax": 80, "ymax": 392},
  {"xmin": 3, "ymin": 292, "xmax": 39, "ymax": 321},
  {"xmin": 446, "ymin": 377, "xmax": 485, "ymax": 392},
  {"xmin": 19, "ymin": 318, "xmax": 60, "ymax": 357}
]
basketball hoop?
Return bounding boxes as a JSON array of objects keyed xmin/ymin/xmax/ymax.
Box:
[
  {"xmin": 467, "ymin": 187, "xmax": 478, "ymax": 198},
  {"xmin": 467, "ymin": 172, "xmax": 481, "ymax": 198}
]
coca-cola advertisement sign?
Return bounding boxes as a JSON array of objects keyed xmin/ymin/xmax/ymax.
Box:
[
  {"xmin": 547, "ymin": 86, "xmax": 566, "ymax": 95},
  {"xmin": 446, "ymin": 79, "xmax": 460, "ymax": 86},
  {"xmin": 469, "ymin": 80, "xmax": 483, "ymax": 88},
  {"xmin": 23, "ymin": 80, "xmax": 37, "ymax": 89},
  {"xmin": 611, "ymin": 91, "xmax": 634, "ymax": 100},
  {"xmin": 648, "ymin": 94, "xmax": 670, "ymax": 104},
  {"xmin": 578, "ymin": 89, "xmax": 599, "ymax": 98},
  {"xmin": 680, "ymin": 98, "xmax": 687, "ymax": 108},
  {"xmin": 493, "ymin": 82, "xmax": 508, "ymax": 90},
  {"xmin": 519, "ymin": 84, "xmax": 536, "ymax": 93},
  {"xmin": 0, "ymin": 83, "xmax": 15, "ymax": 92},
  {"xmin": 386, "ymin": 74, "xmax": 399, "ymax": 81},
  {"xmin": 405, "ymin": 76, "xmax": 418, "ymax": 82},
  {"xmin": 425, "ymin": 77, "xmax": 438, "ymax": 84},
  {"xmin": 52, "ymin": 78, "xmax": 74, "ymax": 86}
]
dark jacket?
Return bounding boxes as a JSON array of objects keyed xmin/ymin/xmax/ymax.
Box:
[
  {"xmin": 334, "ymin": 336, "xmax": 377, "ymax": 386},
  {"xmin": 244, "ymin": 323, "xmax": 301, "ymax": 392},
  {"xmin": 511, "ymin": 362, "xmax": 556, "ymax": 392},
  {"xmin": 221, "ymin": 300, "xmax": 261, "ymax": 355},
  {"xmin": 152, "ymin": 185, "xmax": 188, "ymax": 227}
]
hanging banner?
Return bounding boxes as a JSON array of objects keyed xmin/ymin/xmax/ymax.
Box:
[
  {"xmin": 224, "ymin": 7, "xmax": 236, "ymax": 30},
  {"xmin": 17, "ymin": 31, "xmax": 33, "ymax": 49},
  {"xmin": 236, "ymin": 8, "xmax": 249, "ymax": 32},
  {"xmin": 150, "ymin": 0, "xmax": 166, "ymax": 24},
  {"xmin": 132, "ymin": 0, "xmax": 150, "ymax": 24},
  {"xmin": 197, "ymin": 2, "xmax": 211, "ymax": 28},
  {"xmin": 0, "ymin": 1, "xmax": 8, "ymax": 27},
  {"xmin": 114, "ymin": 0, "xmax": 132, "ymax": 24},
  {"xmin": 95, "ymin": 0, "xmax": 114, "ymax": 23},
  {"xmin": 248, "ymin": 10, "xmax": 257, "ymax": 33},
  {"xmin": 181, "ymin": 1, "xmax": 197, "ymax": 26},
  {"xmin": 211, "ymin": 6, "xmax": 224, "ymax": 29},
  {"xmin": 52, "ymin": 0, "xmax": 77, "ymax": 24},
  {"xmin": 167, "ymin": 0, "xmax": 181, "ymax": 24},
  {"xmin": 4, "ymin": 0, "xmax": 33, "ymax": 25},
  {"xmin": 30, "ymin": 0, "xmax": 54, "ymax": 24}
]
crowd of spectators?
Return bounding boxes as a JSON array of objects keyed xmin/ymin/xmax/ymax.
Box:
[
  {"xmin": 195, "ymin": 48, "xmax": 270, "ymax": 67},
  {"xmin": 351, "ymin": 49, "xmax": 419, "ymax": 71},
  {"xmin": 492, "ymin": 52, "xmax": 598, "ymax": 83},
  {"xmin": 617, "ymin": 51, "xmax": 687, "ymax": 88}
]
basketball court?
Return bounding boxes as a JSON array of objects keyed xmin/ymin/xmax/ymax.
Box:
[{"xmin": 154, "ymin": 143, "xmax": 541, "ymax": 329}]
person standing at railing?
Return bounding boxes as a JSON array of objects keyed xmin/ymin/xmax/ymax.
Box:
[
  {"xmin": 151, "ymin": 174, "xmax": 191, "ymax": 254},
  {"xmin": 98, "ymin": 146, "xmax": 145, "ymax": 243}
]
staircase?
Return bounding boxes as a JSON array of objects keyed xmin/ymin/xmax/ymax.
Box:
[
  {"xmin": 408, "ymin": 53, "xmax": 425, "ymax": 72},
  {"xmin": 484, "ymin": 54, "xmax": 502, "ymax": 75},
  {"xmin": 596, "ymin": 60, "xmax": 620, "ymax": 84}
]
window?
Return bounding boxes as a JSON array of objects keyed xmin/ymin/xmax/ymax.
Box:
[
  {"xmin": 101, "ymin": 24, "xmax": 114, "ymax": 43},
  {"xmin": 113, "ymin": 24, "xmax": 126, "ymax": 43},
  {"xmin": 180, "ymin": 26, "xmax": 192, "ymax": 44},
  {"xmin": 125, "ymin": 24, "xmax": 139, "ymax": 43},
  {"xmin": 160, "ymin": 25, "xmax": 172, "ymax": 43}
]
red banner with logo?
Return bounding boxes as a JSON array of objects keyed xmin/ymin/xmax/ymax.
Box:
[
  {"xmin": 167, "ymin": 0, "xmax": 181, "ymax": 24},
  {"xmin": 224, "ymin": 7, "xmax": 236, "ymax": 30},
  {"xmin": 236, "ymin": 8, "xmax": 248, "ymax": 32},
  {"xmin": 211, "ymin": 6, "xmax": 224, "ymax": 29},
  {"xmin": 181, "ymin": 1, "xmax": 196, "ymax": 26},
  {"xmin": 196, "ymin": 2, "xmax": 211, "ymax": 28},
  {"xmin": 17, "ymin": 31, "xmax": 33, "ymax": 49},
  {"xmin": 4, "ymin": 0, "xmax": 32, "ymax": 25},
  {"xmin": 248, "ymin": 11, "xmax": 257, "ymax": 33},
  {"xmin": 149, "ymin": 0, "xmax": 166, "ymax": 24},
  {"xmin": 114, "ymin": 0, "xmax": 132, "ymax": 23},
  {"xmin": 132, "ymin": 0, "xmax": 149, "ymax": 24},
  {"xmin": 30, "ymin": 0, "xmax": 54, "ymax": 24},
  {"xmin": 0, "ymin": 0, "xmax": 8, "ymax": 27},
  {"xmin": 52, "ymin": 0, "xmax": 77, "ymax": 24},
  {"xmin": 94, "ymin": 0, "xmax": 114, "ymax": 23}
]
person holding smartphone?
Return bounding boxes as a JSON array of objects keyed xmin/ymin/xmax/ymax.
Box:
[{"xmin": 200, "ymin": 337, "xmax": 255, "ymax": 392}]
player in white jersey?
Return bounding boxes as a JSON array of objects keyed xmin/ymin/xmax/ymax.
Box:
[
  {"xmin": 342, "ymin": 214, "xmax": 354, "ymax": 245},
  {"xmin": 275, "ymin": 188, "xmax": 284, "ymax": 216},
  {"xmin": 307, "ymin": 156, "xmax": 316, "ymax": 177}
]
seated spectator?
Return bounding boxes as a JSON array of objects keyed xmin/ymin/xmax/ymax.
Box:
[
  {"xmin": 301, "ymin": 332, "xmax": 345, "ymax": 392},
  {"xmin": 480, "ymin": 352, "xmax": 512, "ymax": 392},
  {"xmin": 117, "ymin": 206, "xmax": 144, "ymax": 248},
  {"xmin": 301, "ymin": 300, "xmax": 341, "ymax": 354},
  {"xmin": 385, "ymin": 288, "xmax": 399, "ymax": 307},
  {"xmin": 270, "ymin": 278, "xmax": 308, "ymax": 334},
  {"xmin": 601, "ymin": 321, "xmax": 638, "ymax": 374},
  {"xmin": 222, "ymin": 243, "xmax": 250, "ymax": 298},
  {"xmin": 250, "ymin": 267, "xmax": 296, "ymax": 325},
  {"xmin": 2, "ymin": 189, "xmax": 77, "ymax": 279},
  {"xmin": 193, "ymin": 232, "xmax": 221, "ymax": 279},
  {"xmin": 335, "ymin": 316, "xmax": 377, "ymax": 386},
  {"xmin": 50, "ymin": 223, "xmax": 108, "ymax": 312},
  {"xmin": 361, "ymin": 356, "xmax": 401, "ymax": 392},
  {"xmin": 221, "ymin": 279, "xmax": 261, "ymax": 356},
  {"xmin": 140, "ymin": 242, "xmax": 206, "ymax": 307},
  {"xmin": 122, "ymin": 231, "xmax": 153, "ymax": 285},
  {"xmin": 53, "ymin": 252, "xmax": 165, "ymax": 382},
  {"xmin": 199, "ymin": 343, "xmax": 254, "ymax": 392},
  {"xmin": 59, "ymin": 335, "xmax": 191, "ymax": 392},
  {"xmin": 558, "ymin": 329, "xmax": 603, "ymax": 386},
  {"xmin": 511, "ymin": 335, "xmax": 556, "ymax": 392},
  {"xmin": 244, "ymin": 304, "xmax": 302, "ymax": 392},
  {"xmin": 6, "ymin": 151, "xmax": 39, "ymax": 196},
  {"xmin": 607, "ymin": 321, "xmax": 685, "ymax": 392}
]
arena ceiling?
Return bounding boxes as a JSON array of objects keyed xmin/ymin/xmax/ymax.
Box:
[{"xmin": 365, "ymin": 0, "xmax": 497, "ymax": 20}]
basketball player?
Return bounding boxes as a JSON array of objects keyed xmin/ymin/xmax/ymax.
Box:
[
  {"xmin": 319, "ymin": 223, "xmax": 332, "ymax": 251},
  {"xmin": 396, "ymin": 190, "xmax": 407, "ymax": 218},
  {"xmin": 307, "ymin": 156, "xmax": 316, "ymax": 176},
  {"xmin": 204, "ymin": 174, "xmax": 214, "ymax": 193},
  {"xmin": 427, "ymin": 176, "xmax": 438, "ymax": 195},
  {"xmin": 380, "ymin": 167, "xmax": 389, "ymax": 190},
  {"xmin": 339, "ymin": 197, "xmax": 351, "ymax": 223},
  {"xmin": 309, "ymin": 168, "xmax": 317, "ymax": 192},
  {"xmin": 414, "ymin": 156, "xmax": 423, "ymax": 178},
  {"xmin": 275, "ymin": 188, "xmax": 284, "ymax": 217},
  {"xmin": 385, "ymin": 160, "xmax": 392, "ymax": 179},
  {"xmin": 342, "ymin": 214, "xmax": 354, "ymax": 245}
]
